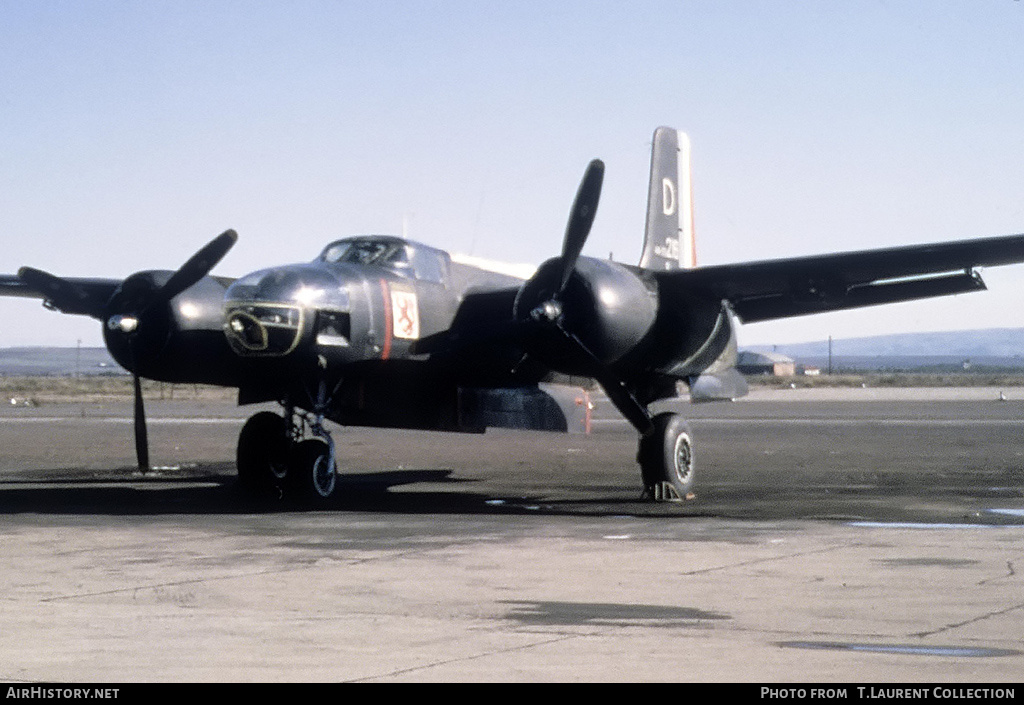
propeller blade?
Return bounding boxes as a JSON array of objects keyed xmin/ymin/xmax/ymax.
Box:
[
  {"xmin": 556, "ymin": 159, "xmax": 604, "ymax": 293},
  {"xmin": 133, "ymin": 371, "xmax": 150, "ymax": 472},
  {"xmin": 16, "ymin": 267, "xmax": 106, "ymax": 318},
  {"xmin": 155, "ymin": 229, "xmax": 238, "ymax": 303},
  {"xmin": 127, "ymin": 340, "xmax": 150, "ymax": 471}
]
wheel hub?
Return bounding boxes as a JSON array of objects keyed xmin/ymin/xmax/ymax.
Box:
[{"xmin": 673, "ymin": 432, "xmax": 693, "ymax": 483}]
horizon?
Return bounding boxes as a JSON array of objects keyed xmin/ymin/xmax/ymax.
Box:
[{"xmin": 6, "ymin": 323, "xmax": 1024, "ymax": 353}]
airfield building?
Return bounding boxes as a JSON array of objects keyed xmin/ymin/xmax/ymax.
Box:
[{"xmin": 736, "ymin": 350, "xmax": 797, "ymax": 377}]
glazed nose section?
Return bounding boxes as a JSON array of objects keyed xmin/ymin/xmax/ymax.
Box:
[{"xmin": 223, "ymin": 265, "xmax": 350, "ymax": 356}]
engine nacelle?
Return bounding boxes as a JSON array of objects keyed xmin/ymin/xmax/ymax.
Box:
[{"xmin": 514, "ymin": 256, "xmax": 658, "ymax": 372}]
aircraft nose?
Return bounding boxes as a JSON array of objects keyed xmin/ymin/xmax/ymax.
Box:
[
  {"xmin": 223, "ymin": 265, "xmax": 350, "ymax": 356},
  {"xmin": 230, "ymin": 266, "xmax": 344, "ymax": 304}
]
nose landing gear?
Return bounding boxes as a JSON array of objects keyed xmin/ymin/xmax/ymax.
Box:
[
  {"xmin": 236, "ymin": 406, "xmax": 338, "ymax": 506},
  {"xmin": 288, "ymin": 421, "xmax": 337, "ymax": 504}
]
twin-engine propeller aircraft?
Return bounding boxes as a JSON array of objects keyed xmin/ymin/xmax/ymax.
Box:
[{"xmin": 5, "ymin": 126, "xmax": 1024, "ymax": 504}]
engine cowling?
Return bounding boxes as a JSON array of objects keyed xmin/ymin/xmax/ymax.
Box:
[{"xmin": 513, "ymin": 256, "xmax": 658, "ymax": 373}]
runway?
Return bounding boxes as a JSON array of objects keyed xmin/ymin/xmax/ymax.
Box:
[{"xmin": 1, "ymin": 388, "xmax": 1023, "ymax": 682}]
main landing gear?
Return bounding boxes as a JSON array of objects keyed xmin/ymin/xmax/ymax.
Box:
[
  {"xmin": 236, "ymin": 407, "xmax": 338, "ymax": 506},
  {"xmin": 637, "ymin": 412, "xmax": 695, "ymax": 502}
]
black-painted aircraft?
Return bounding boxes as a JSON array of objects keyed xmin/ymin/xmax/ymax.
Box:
[{"xmin": 5, "ymin": 126, "xmax": 1024, "ymax": 504}]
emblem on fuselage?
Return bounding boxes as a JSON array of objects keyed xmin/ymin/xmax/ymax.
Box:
[{"xmin": 390, "ymin": 289, "xmax": 420, "ymax": 340}]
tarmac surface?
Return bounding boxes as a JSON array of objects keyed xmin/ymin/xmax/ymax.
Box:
[{"xmin": 1, "ymin": 387, "xmax": 1024, "ymax": 682}]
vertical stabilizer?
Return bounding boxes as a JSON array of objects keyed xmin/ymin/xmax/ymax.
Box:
[{"xmin": 639, "ymin": 127, "xmax": 696, "ymax": 270}]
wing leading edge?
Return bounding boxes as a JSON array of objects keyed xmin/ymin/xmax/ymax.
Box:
[{"xmin": 655, "ymin": 232, "xmax": 1024, "ymax": 323}]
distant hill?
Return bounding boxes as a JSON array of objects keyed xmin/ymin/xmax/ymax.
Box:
[
  {"xmin": 0, "ymin": 347, "xmax": 124, "ymax": 376},
  {"xmin": 745, "ymin": 328, "xmax": 1024, "ymax": 371},
  {"xmin": 759, "ymin": 328, "xmax": 1024, "ymax": 358}
]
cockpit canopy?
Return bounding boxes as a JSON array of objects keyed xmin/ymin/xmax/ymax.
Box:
[
  {"xmin": 318, "ymin": 236, "xmax": 449, "ymax": 284},
  {"xmin": 320, "ymin": 238, "xmax": 406, "ymax": 267}
]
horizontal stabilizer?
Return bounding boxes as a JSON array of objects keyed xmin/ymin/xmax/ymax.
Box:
[{"xmin": 688, "ymin": 368, "xmax": 749, "ymax": 402}]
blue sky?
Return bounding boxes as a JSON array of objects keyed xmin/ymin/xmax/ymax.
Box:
[{"xmin": 3, "ymin": 1, "xmax": 1024, "ymax": 347}]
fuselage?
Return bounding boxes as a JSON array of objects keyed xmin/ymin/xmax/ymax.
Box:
[{"xmin": 100, "ymin": 233, "xmax": 735, "ymax": 429}]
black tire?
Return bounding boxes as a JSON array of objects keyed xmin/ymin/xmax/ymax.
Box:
[
  {"xmin": 288, "ymin": 438, "xmax": 337, "ymax": 505},
  {"xmin": 637, "ymin": 412, "xmax": 695, "ymax": 501},
  {"xmin": 236, "ymin": 411, "xmax": 289, "ymax": 499}
]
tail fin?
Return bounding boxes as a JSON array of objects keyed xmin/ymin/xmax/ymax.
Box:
[{"xmin": 639, "ymin": 127, "xmax": 696, "ymax": 271}]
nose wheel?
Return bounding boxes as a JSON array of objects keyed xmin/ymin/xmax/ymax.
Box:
[
  {"xmin": 236, "ymin": 408, "xmax": 338, "ymax": 506},
  {"xmin": 288, "ymin": 434, "xmax": 337, "ymax": 505}
]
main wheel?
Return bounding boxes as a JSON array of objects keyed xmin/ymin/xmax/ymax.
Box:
[
  {"xmin": 236, "ymin": 411, "xmax": 290, "ymax": 499},
  {"xmin": 637, "ymin": 412, "xmax": 695, "ymax": 502},
  {"xmin": 288, "ymin": 438, "xmax": 337, "ymax": 505}
]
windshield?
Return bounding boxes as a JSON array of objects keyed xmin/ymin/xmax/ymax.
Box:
[
  {"xmin": 319, "ymin": 237, "xmax": 448, "ymax": 284},
  {"xmin": 321, "ymin": 239, "xmax": 408, "ymax": 267}
]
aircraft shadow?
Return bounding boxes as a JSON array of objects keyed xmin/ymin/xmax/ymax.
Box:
[
  {"xmin": 6, "ymin": 463, "xmax": 1010, "ymax": 522},
  {"xmin": 0, "ymin": 464, "xmax": 660, "ymax": 518}
]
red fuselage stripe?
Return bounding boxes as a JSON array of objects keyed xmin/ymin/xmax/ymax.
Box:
[{"xmin": 379, "ymin": 278, "xmax": 392, "ymax": 360}]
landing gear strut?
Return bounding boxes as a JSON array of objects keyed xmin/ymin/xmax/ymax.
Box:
[{"xmin": 637, "ymin": 412, "xmax": 695, "ymax": 502}]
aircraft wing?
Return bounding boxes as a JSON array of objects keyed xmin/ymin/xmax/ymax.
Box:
[
  {"xmin": 656, "ymin": 233, "xmax": 1024, "ymax": 323},
  {"xmin": 0, "ymin": 273, "xmax": 121, "ymax": 318}
]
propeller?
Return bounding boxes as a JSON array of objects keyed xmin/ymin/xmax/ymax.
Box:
[
  {"xmin": 516, "ymin": 160, "xmax": 655, "ymax": 434},
  {"xmin": 525, "ymin": 159, "xmax": 605, "ymax": 326},
  {"xmin": 105, "ymin": 229, "xmax": 238, "ymax": 337},
  {"xmin": 115, "ymin": 230, "xmax": 237, "ymax": 471},
  {"xmin": 555, "ymin": 326, "xmax": 653, "ymax": 434},
  {"xmin": 18, "ymin": 230, "xmax": 238, "ymax": 471}
]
